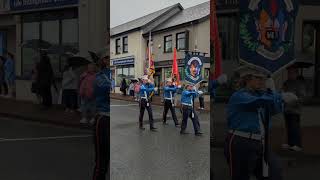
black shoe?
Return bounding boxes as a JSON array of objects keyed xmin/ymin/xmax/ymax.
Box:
[
  {"xmin": 180, "ymin": 131, "xmax": 189, "ymax": 135},
  {"xmin": 139, "ymin": 126, "xmax": 145, "ymax": 130},
  {"xmin": 150, "ymin": 127, "xmax": 157, "ymax": 131},
  {"xmin": 195, "ymin": 132, "xmax": 203, "ymax": 136}
]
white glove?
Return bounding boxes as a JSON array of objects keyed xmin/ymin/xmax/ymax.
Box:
[
  {"xmin": 192, "ymin": 86, "xmax": 197, "ymax": 91},
  {"xmin": 281, "ymin": 92, "xmax": 298, "ymax": 104},
  {"xmin": 177, "ymin": 85, "xmax": 182, "ymax": 88},
  {"xmin": 198, "ymin": 91, "xmax": 204, "ymax": 95},
  {"xmin": 217, "ymin": 74, "xmax": 228, "ymax": 84},
  {"xmin": 265, "ymin": 78, "xmax": 275, "ymax": 91}
]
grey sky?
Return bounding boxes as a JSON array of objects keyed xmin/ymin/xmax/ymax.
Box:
[{"xmin": 111, "ymin": 0, "xmax": 209, "ymax": 28}]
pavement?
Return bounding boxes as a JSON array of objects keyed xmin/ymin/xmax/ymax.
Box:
[
  {"xmin": 110, "ymin": 99, "xmax": 210, "ymax": 180},
  {"xmin": 0, "ymin": 116, "xmax": 94, "ymax": 180}
]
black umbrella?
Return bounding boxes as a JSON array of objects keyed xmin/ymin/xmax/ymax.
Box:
[
  {"xmin": 130, "ymin": 78, "xmax": 139, "ymax": 83},
  {"xmin": 21, "ymin": 39, "xmax": 52, "ymax": 51},
  {"xmin": 67, "ymin": 56, "xmax": 92, "ymax": 68},
  {"xmin": 88, "ymin": 51, "xmax": 100, "ymax": 63},
  {"xmin": 287, "ymin": 62, "xmax": 314, "ymax": 76},
  {"xmin": 46, "ymin": 44, "xmax": 79, "ymax": 55}
]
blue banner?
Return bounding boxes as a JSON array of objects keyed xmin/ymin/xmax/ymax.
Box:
[
  {"xmin": 239, "ymin": 0, "xmax": 299, "ymax": 73},
  {"xmin": 10, "ymin": 0, "xmax": 78, "ymax": 11},
  {"xmin": 184, "ymin": 54, "xmax": 204, "ymax": 85}
]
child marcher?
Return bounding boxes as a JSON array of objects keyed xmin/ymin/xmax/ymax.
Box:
[
  {"xmin": 62, "ymin": 65, "xmax": 78, "ymax": 112},
  {"xmin": 79, "ymin": 63, "xmax": 97, "ymax": 124}
]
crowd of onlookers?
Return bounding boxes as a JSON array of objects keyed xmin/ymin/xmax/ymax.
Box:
[
  {"xmin": 0, "ymin": 52, "xmax": 15, "ymax": 98},
  {"xmin": 30, "ymin": 52, "xmax": 103, "ymax": 125}
]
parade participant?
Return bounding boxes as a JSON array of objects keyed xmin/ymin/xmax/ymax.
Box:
[
  {"xmin": 224, "ymin": 66, "xmax": 284, "ymax": 180},
  {"xmin": 180, "ymin": 83, "xmax": 203, "ymax": 136},
  {"xmin": 139, "ymin": 75, "xmax": 157, "ymax": 131},
  {"xmin": 209, "ymin": 74, "xmax": 227, "ymax": 98},
  {"xmin": 162, "ymin": 78, "xmax": 180, "ymax": 126},
  {"xmin": 92, "ymin": 56, "xmax": 110, "ymax": 180}
]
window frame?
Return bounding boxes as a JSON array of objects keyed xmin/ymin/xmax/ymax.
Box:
[
  {"xmin": 164, "ymin": 35, "xmax": 173, "ymax": 53},
  {"xmin": 176, "ymin": 32, "xmax": 186, "ymax": 51},
  {"xmin": 116, "ymin": 38, "xmax": 121, "ymax": 54},
  {"xmin": 122, "ymin": 36, "xmax": 128, "ymax": 53}
]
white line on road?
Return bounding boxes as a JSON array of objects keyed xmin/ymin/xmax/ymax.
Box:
[
  {"xmin": 111, "ymin": 104, "xmax": 138, "ymax": 107},
  {"xmin": 0, "ymin": 135, "xmax": 92, "ymax": 142}
]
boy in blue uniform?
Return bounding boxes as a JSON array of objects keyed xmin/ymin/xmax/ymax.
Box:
[
  {"xmin": 139, "ymin": 75, "xmax": 157, "ymax": 131},
  {"xmin": 224, "ymin": 66, "xmax": 284, "ymax": 180},
  {"xmin": 180, "ymin": 83, "xmax": 203, "ymax": 136},
  {"xmin": 92, "ymin": 56, "xmax": 110, "ymax": 180},
  {"xmin": 162, "ymin": 78, "xmax": 180, "ymax": 126}
]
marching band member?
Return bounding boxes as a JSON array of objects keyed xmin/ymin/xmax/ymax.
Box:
[{"xmin": 162, "ymin": 78, "xmax": 181, "ymax": 127}]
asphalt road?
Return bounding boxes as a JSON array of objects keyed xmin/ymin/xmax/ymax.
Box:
[
  {"xmin": 110, "ymin": 99, "xmax": 210, "ymax": 180},
  {"xmin": 0, "ymin": 117, "xmax": 94, "ymax": 180}
]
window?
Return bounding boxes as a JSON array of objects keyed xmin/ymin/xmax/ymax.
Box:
[
  {"xmin": 116, "ymin": 38, "xmax": 121, "ymax": 54},
  {"xmin": 122, "ymin": 36, "xmax": 128, "ymax": 53},
  {"xmin": 116, "ymin": 65, "xmax": 134, "ymax": 86},
  {"xmin": 176, "ymin": 32, "xmax": 187, "ymax": 50},
  {"xmin": 164, "ymin": 35, "xmax": 172, "ymax": 53},
  {"xmin": 22, "ymin": 22, "xmax": 40, "ymax": 77}
]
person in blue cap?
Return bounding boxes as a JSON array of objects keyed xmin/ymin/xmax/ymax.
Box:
[
  {"xmin": 224, "ymin": 65, "xmax": 284, "ymax": 180},
  {"xmin": 139, "ymin": 75, "xmax": 157, "ymax": 131},
  {"xmin": 162, "ymin": 78, "xmax": 181, "ymax": 127},
  {"xmin": 92, "ymin": 56, "xmax": 110, "ymax": 180},
  {"xmin": 180, "ymin": 83, "xmax": 202, "ymax": 136}
]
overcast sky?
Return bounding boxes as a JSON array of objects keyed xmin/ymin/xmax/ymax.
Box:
[{"xmin": 111, "ymin": 0, "xmax": 209, "ymax": 28}]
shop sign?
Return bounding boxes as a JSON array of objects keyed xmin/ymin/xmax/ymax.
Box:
[
  {"xmin": 10, "ymin": 0, "xmax": 78, "ymax": 11},
  {"xmin": 112, "ymin": 58, "xmax": 134, "ymax": 66}
]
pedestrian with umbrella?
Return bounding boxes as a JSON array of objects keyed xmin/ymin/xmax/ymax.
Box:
[
  {"xmin": 224, "ymin": 65, "xmax": 284, "ymax": 180},
  {"xmin": 120, "ymin": 78, "xmax": 127, "ymax": 96},
  {"xmin": 36, "ymin": 52, "xmax": 55, "ymax": 109}
]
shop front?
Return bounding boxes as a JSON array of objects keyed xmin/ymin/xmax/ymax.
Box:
[{"xmin": 111, "ymin": 56, "xmax": 135, "ymax": 89}]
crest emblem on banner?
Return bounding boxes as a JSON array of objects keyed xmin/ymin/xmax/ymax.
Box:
[
  {"xmin": 185, "ymin": 54, "xmax": 204, "ymax": 84},
  {"xmin": 239, "ymin": 0, "xmax": 299, "ymax": 73}
]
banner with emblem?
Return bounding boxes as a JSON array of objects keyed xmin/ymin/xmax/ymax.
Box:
[
  {"xmin": 184, "ymin": 53, "xmax": 204, "ymax": 85},
  {"xmin": 239, "ymin": 0, "xmax": 299, "ymax": 74}
]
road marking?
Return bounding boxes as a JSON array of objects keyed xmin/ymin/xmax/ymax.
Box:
[
  {"xmin": 0, "ymin": 135, "xmax": 92, "ymax": 142},
  {"xmin": 111, "ymin": 104, "xmax": 138, "ymax": 107}
]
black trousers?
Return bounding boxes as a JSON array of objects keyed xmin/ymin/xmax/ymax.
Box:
[
  {"xmin": 199, "ymin": 96, "xmax": 205, "ymax": 108},
  {"xmin": 139, "ymin": 99, "xmax": 154, "ymax": 128},
  {"xmin": 93, "ymin": 115, "xmax": 110, "ymax": 180},
  {"xmin": 62, "ymin": 89, "xmax": 78, "ymax": 110},
  {"xmin": 163, "ymin": 99, "xmax": 178, "ymax": 125},
  {"xmin": 224, "ymin": 134, "xmax": 283, "ymax": 180},
  {"xmin": 284, "ymin": 113, "xmax": 302, "ymax": 147},
  {"xmin": 0, "ymin": 81, "xmax": 8, "ymax": 95},
  {"xmin": 181, "ymin": 105, "xmax": 200, "ymax": 133},
  {"xmin": 40, "ymin": 86, "xmax": 52, "ymax": 107}
]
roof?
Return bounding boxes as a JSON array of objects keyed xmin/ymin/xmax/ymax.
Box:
[
  {"xmin": 111, "ymin": 3, "xmax": 182, "ymax": 36},
  {"xmin": 153, "ymin": 1, "xmax": 210, "ymax": 32}
]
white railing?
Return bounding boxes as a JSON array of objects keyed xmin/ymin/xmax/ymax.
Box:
[{"xmin": 0, "ymin": 0, "xmax": 10, "ymax": 11}]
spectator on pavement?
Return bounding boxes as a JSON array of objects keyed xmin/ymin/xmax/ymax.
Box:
[
  {"xmin": 36, "ymin": 52, "xmax": 54, "ymax": 109},
  {"xmin": 282, "ymin": 67, "xmax": 306, "ymax": 151},
  {"xmin": 61, "ymin": 64, "xmax": 79, "ymax": 113},
  {"xmin": 79, "ymin": 63, "xmax": 97, "ymax": 124},
  {"xmin": 31, "ymin": 60, "xmax": 41, "ymax": 104},
  {"xmin": 198, "ymin": 82, "xmax": 206, "ymax": 110},
  {"xmin": 129, "ymin": 81, "xmax": 135, "ymax": 99},
  {"xmin": 3, "ymin": 52, "xmax": 15, "ymax": 98},
  {"xmin": 0, "ymin": 56, "xmax": 8, "ymax": 96},
  {"xmin": 120, "ymin": 78, "xmax": 127, "ymax": 96}
]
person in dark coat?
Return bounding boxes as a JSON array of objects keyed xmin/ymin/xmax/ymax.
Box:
[
  {"xmin": 120, "ymin": 78, "xmax": 127, "ymax": 96},
  {"xmin": 0, "ymin": 56, "xmax": 8, "ymax": 96},
  {"xmin": 36, "ymin": 53, "xmax": 54, "ymax": 109}
]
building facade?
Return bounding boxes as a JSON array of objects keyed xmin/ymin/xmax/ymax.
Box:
[
  {"xmin": 110, "ymin": 2, "xmax": 210, "ymax": 92},
  {"xmin": 0, "ymin": 0, "xmax": 108, "ymax": 103}
]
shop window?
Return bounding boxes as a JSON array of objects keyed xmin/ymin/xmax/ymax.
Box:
[
  {"xmin": 22, "ymin": 22, "xmax": 40, "ymax": 77},
  {"xmin": 116, "ymin": 65, "xmax": 134, "ymax": 86},
  {"xmin": 164, "ymin": 35, "xmax": 172, "ymax": 53},
  {"xmin": 116, "ymin": 38, "xmax": 121, "ymax": 54},
  {"xmin": 123, "ymin": 36, "xmax": 128, "ymax": 53},
  {"xmin": 61, "ymin": 18, "xmax": 79, "ymax": 70},
  {"xmin": 176, "ymin": 32, "xmax": 188, "ymax": 51}
]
